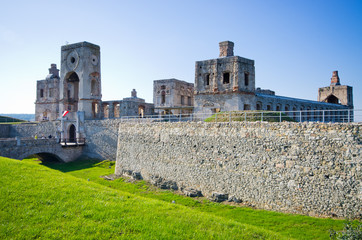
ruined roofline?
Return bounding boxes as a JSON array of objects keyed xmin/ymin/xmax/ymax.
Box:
[
  {"xmin": 196, "ymin": 55, "xmax": 254, "ymax": 65},
  {"xmin": 153, "ymin": 78, "xmax": 194, "ymax": 86},
  {"xmin": 256, "ymin": 93, "xmax": 350, "ymax": 108},
  {"xmin": 61, "ymin": 41, "xmax": 100, "ymax": 51}
]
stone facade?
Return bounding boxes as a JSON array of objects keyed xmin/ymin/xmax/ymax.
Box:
[
  {"xmin": 59, "ymin": 42, "xmax": 102, "ymax": 121},
  {"xmin": 82, "ymin": 119, "xmax": 123, "ymax": 160},
  {"xmin": 102, "ymin": 89, "xmax": 154, "ymax": 118},
  {"xmin": 153, "ymin": 79, "xmax": 194, "ymax": 115},
  {"xmin": 0, "ymin": 125, "xmax": 10, "ymax": 138},
  {"xmin": 194, "ymin": 41, "xmax": 255, "ymax": 115},
  {"xmin": 115, "ymin": 121, "xmax": 361, "ymax": 218},
  {"xmin": 35, "ymin": 64, "xmax": 60, "ymax": 121},
  {"xmin": 34, "ymin": 42, "xmax": 154, "ymax": 144},
  {"xmin": 318, "ymin": 71, "xmax": 353, "ymax": 107},
  {"xmin": 194, "ymin": 41, "xmax": 353, "ymax": 119}
]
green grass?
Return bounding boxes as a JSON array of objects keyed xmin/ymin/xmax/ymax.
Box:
[
  {"xmin": 204, "ymin": 111, "xmax": 296, "ymax": 122},
  {"xmin": 0, "ymin": 115, "xmax": 26, "ymax": 123},
  {"xmin": 1, "ymin": 157, "xmax": 350, "ymax": 239}
]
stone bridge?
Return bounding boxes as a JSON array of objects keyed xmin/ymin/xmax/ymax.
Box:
[{"xmin": 0, "ymin": 138, "xmax": 83, "ymax": 162}]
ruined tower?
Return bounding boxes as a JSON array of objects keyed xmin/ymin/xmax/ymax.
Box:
[
  {"xmin": 35, "ymin": 64, "xmax": 60, "ymax": 121},
  {"xmin": 194, "ymin": 41, "xmax": 256, "ymax": 114},
  {"xmin": 59, "ymin": 42, "xmax": 102, "ymax": 120},
  {"xmin": 318, "ymin": 71, "xmax": 353, "ymax": 108},
  {"xmin": 59, "ymin": 42, "xmax": 102, "ymax": 142}
]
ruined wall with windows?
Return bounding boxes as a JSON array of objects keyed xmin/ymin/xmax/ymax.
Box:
[
  {"xmin": 318, "ymin": 71, "xmax": 353, "ymax": 108},
  {"xmin": 102, "ymin": 89, "xmax": 154, "ymax": 118},
  {"xmin": 153, "ymin": 79, "xmax": 194, "ymax": 115},
  {"xmin": 193, "ymin": 41, "xmax": 352, "ymax": 117},
  {"xmin": 194, "ymin": 41, "xmax": 256, "ymax": 115},
  {"xmin": 35, "ymin": 64, "xmax": 60, "ymax": 122}
]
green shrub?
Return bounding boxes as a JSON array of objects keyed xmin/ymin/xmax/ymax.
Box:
[
  {"xmin": 330, "ymin": 220, "xmax": 362, "ymax": 240},
  {"xmin": 204, "ymin": 111, "xmax": 296, "ymax": 122}
]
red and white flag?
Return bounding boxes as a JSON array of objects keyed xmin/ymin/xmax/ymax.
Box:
[{"xmin": 62, "ymin": 111, "xmax": 69, "ymax": 117}]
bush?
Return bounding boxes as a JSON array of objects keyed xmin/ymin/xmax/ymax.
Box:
[
  {"xmin": 204, "ymin": 111, "xmax": 296, "ymax": 122},
  {"xmin": 330, "ymin": 220, "xmax": 362, "ymax": 240}
]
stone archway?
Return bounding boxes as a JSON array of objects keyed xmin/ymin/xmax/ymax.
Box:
[
  {"xmin": 69, "ymin": 124, "xmax": 76, "ymax": 143},
  {"xmin": 325, "ymin": 95, "xmax": 340, "ymax": 104}
]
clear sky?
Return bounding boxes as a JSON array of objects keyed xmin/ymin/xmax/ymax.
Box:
[{"xmin": 0, "ymin": 0, "xmax": 361, "ymax": 115}]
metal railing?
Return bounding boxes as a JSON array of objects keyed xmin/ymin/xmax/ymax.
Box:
[
  {"xmin": 119, "ymin": 109, "xmax": 361, "ymax": 123},
  {"xmin": 60, "ymin": 138, "xmax": 86, "ymax": 146}
]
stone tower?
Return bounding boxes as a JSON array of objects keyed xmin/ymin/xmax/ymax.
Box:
[
  {"xmin": 35, "ymin": 64, "xmax": 60, "ymax": 121},
  {"xmin": 318, "ymin": 71, "xmax": 353, "ymax": 108},
  {"xmin": 194, "ymin": 41, "xmax": 256, "ymax": 115},
  {"xmin": 59, "ymin": 42, "xmax": 101, "ymax": 143},
  {"xmin": 59, "ymin": 42, "xmax": 102, "ymax": 120}
]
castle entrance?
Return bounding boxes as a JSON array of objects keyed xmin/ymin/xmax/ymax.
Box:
[{"xmin": 69, "ymin": 124, "xmax": 76, "ymax": 143}]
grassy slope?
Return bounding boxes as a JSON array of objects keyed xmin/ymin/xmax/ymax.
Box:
[
  {"xmin": 40, "ymin": 158, "xmax": 346, "ymax": 239},
  {"xmin": 0, "ymin": 157, "xmax": 285, "ymax": 240},
  {"xmin": 0, "ymin": 115, "xmax": 25, "ymax": 124}
]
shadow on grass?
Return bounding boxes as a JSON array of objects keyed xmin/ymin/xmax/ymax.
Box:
[{"xmin": 25, "ymin": 155, "xmax": 105, "ymax": 173}]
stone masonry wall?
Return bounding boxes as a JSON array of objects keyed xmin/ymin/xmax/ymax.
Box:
[
  {"xmin": 0, "ymin": 125, "xmax": 10, "ymax": 138},
  {"xmin": 9, "ymin": 121, "xmax": 59, "ymax": 138},
  {"xmin": 82, "ymin": 119, "xmax": 123, "ymax": 160},
  {"xmin": 115, "ymin": 122, "xmax": 361, "ymax": 218}
]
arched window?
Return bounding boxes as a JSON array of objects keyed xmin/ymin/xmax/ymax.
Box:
[
  {"xmin": 325, "ymin": 95, "xmax": 340, "ymax": 104},
  {"xmin": 161, "ymin": 91, "xmax": 166, "ymax": 104},
  {"xmin": 256, "ymin": 102, "xmax": 262, "ymax": 110},
  {"xmin": 69, "ymin": 124, "xmax": 76, "ymax": 143},
  {"xmin": 91, "ymin": 79, "xmax": 98, "ymax": 96}
]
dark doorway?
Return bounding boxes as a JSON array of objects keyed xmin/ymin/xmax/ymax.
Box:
[
  {"xmin": 69, "ymin": 124, "xmax": 76, "ymax": 143},
  {"xmin": 326, "ymin": 95, "xmax": 340, "ymax": 104}
]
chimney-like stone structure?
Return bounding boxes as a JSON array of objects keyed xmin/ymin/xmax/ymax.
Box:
[
  {"xmin": 219, "ymin": 41, "xmax": 234, "ymax": 57},
  {"xmin": 330, "ymin": 71, "xmax": 341, "ymax": 86},
  {"xmin": 131, "ymin": 89, "xmax": 137, "ymax": 98},
  {"xmin": 48, "ymin": 64, "xmax": 59, "ymax": 78}
]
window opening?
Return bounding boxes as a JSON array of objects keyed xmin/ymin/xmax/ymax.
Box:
[
  {"xmin": 205, "ymin": 74, "xmax": 210, "ymax": 86},
  {"xmin": 161, "ymin": 91, "xmax": 166, "ymax": 104},
  {"xmin": 244, "ymin": 72, "xmax": 249, "ymax": 86},
  {"xmin": 223, "ymin": 72, "xmax": 230, "ymax": 84}
]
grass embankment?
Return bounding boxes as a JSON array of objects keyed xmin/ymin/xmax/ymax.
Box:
[
  {"xmin": 204, "ymin": 111, "xmax": 295, "ymax": 122},
  {"xmin": 0, "ymin": 115, "xmax": 25, "ymax": 124},
  {"xmin": 1, "ymin": 157, "xmax": 347, "ymax": 239}
]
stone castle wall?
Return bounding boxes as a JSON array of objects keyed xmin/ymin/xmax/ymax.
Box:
[
  {"xmin": 115, "ymin": 121, "xmax": 361, "ymax": 218},
  {"xmin": 9, "ymin": 121, "xmax": 59, "ymax": 139},
  {"xmin": 0, "ymin": 125, "xmax": 10, "ymax": 138},
  {"xmin": 82, "ymin": 119, "xmax": 123, "ymax": 160}
]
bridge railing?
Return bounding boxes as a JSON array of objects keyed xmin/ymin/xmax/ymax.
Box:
[
  {"xmin": 119, "ymin": 109, "xmax": 360, "ymax": 123},
  {"xmin": 60, "ymin": 138, "xmax": 86, "ymax": 147}
]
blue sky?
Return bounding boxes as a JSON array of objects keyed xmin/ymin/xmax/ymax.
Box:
[{"xmin": 0, "ymin": 0, "xmax": 361, "ymax": 115}]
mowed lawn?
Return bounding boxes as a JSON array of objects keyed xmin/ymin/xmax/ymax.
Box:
[{"xmin": 0, "ymin": 157, "xmax": 346, "ymax": 239}]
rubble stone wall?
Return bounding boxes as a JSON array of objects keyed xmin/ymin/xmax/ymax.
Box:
[
  {"xmin": 82, "ymin": 119, "xmax": 123, "ymax": 160},
  {"xmin": 115, "ymin": 121, "xmax": 361, "ymax": 218},
  {"xmin": 0, "ymin": 125, "xmax": 10, "ymax": 138}
]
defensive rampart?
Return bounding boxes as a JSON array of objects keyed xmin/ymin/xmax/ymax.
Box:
[{"xmin": 115, "ymin": 122, "xmax": 361, "ymax": 218}]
